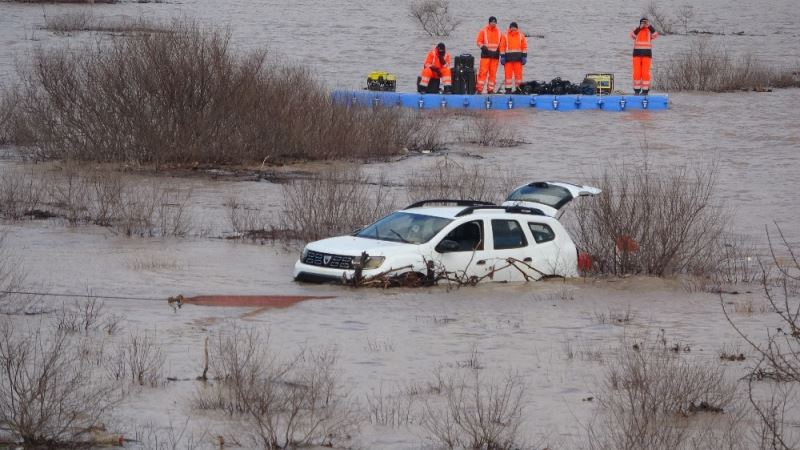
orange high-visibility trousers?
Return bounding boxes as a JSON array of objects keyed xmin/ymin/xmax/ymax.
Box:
[
  {"xmin": 420, "ymin": 66, "xmax": 452, "ymax": 87},
  {"xmin": 632, "ymin": 56, "xmax": 652, "ymax": 90},
  {"xmin": 477, "ymin": 57, "xmax": 499, "ymax": 93},
  {"xmin": 504, "ymin": 61, "xmax": 523, "ymax": 90}
]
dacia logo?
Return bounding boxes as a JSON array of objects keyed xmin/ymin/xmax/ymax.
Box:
[{"xmin": 323, "ymin": 255, "xmax": 332, "ymax": 265}]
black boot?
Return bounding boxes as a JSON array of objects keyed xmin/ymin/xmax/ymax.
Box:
[
  {"xmin": 443, "ymin": 85, "xmax": 452, "ymax": 94},
  {"xmin": 505, "ymin": 87, "xmax": 512, "ymax": 94},
  {"xmin": 633, "ymin": 88, "xmax": 641, "ymax": 95},
  {"xmin": 417, "ymin": 84, "xmax": 426, "ymax": 94},
  {"xmin": 641, "ymin": 89, "xmax": 649, "ymax": 96}
]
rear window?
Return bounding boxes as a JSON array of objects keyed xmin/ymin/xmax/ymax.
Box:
[
  {"xmin": 528, "ymin": 222, "xmax": 556, "ymax": 243},
  {"xmin": 505, "ymin": 183, "xmax": 573, "ymax": 209}
]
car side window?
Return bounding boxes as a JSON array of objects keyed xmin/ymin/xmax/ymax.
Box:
[
  {"xmin": 442, "ymin": 220, "xmax": 484, "ymax": 252},
  {"xmin": 491, "ymin": 219, "xmax": 528, "ymax": 250},
  {"xmin": 528, "ymin": 222, "xmax": 556, "ymax": 243}
]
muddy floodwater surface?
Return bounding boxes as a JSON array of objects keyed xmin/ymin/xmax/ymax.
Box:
[{"xmin": 1, "ymin": 0, "xmax": 800, "ymax": 448}]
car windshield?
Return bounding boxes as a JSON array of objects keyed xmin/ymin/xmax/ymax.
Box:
[
  {"xmin": 356, "ymin": 212, "xmax": 452, "ymax": 244},
  {"xmin": 505, "ymin": 184, "xmax": 573, "ymax": 209}
]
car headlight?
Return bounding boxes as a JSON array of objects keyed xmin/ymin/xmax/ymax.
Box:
[
  {"xmin": 301, "ymin": 246, "xmax": 308, "ymax": 260},
  {"xmin": 363, "ymin": 256, "xmax": 385, "ymax": 269}
]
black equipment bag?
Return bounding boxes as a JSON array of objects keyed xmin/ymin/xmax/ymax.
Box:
[
  {"xmin": 454, "ymin": 54, "xmax": 475, "ymax": 71},
  {"xmin": 579, "ymin": 78, "xmax": 597, "ymax": 95},
  {"xmin": 452, "ymin": 68, "xmax": 476, "ymax": 95}
]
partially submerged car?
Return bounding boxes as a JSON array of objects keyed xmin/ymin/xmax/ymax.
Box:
[{"xmin": 293, "ymin": 181, "xmax": 600, "ymax": 284}]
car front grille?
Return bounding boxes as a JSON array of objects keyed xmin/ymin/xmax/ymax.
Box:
[{"xmin": 303, "ymin": 250, "xmax": 354, "ymax": 270}]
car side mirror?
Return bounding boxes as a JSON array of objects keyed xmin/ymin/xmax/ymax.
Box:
[{"xmin": 436, "ymin": 239, "xmax": 460, "ymax": 253}]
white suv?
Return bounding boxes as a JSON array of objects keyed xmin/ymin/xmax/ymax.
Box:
[{"xmin": 293, "ymin": 181, "xmax": 600, "ymax": 284}]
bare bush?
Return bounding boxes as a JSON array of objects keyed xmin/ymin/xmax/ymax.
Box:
[
  {"xmin": 409, "ymin": 0, "xmax": 460, "ymax": 37},
  {"xmin": 279, "ymin": 167, "xmax": 396, "ymax": 243},
  {"xmin": 17, "ymin": 20, "xmax": 412, "ymax": 166},
  {"xmin": 44, "ymin": 13, "xmax": 168, "ymax": 34},
  {"xmin": 56, "ymin": 296, "xmax": 105, "ymax": 334},
  {"xmin": 421, "ymin": 370, "xmax": 526, "ymax": 450},
  {"xmin": 0, "ymin": 86, "xmax": 19, "ymax": 145},
  {"xmin": 131, "ymin": 419, "xmax": 211, "ymax": 450},
  {"xmin": 655, "ymin": 39, "xmax": 800, "ymax": 92},
  {"xmin": 570, "ymin": 159, "xmax": 726, "ymax": 277},
  {"xmin": 588, "ymin": 342, "xmax": 738, "ymax": 450},
  {"xmin": 404, "ymin": 111, "xmax": 449, "ymax": 153},
  {"xmin": 0, "ymin": 319, "xmax": 122, "ymax": 447},
  {"xmin": 713, "ymin": 233, "xmax": 761, "ymax": 284},
  {"xmin": 405, "ymin": 156, "xmax": 520, "ymax": 204},
  {"xmin": 459, "ymin": 112, "xmax": 524, "ymax": 147},
  {"xmin": 644, "ymin": 1, "xmax": 675, "ymax": 35},
  {"xmin": 0, "ymin": 167, "xmax": 44, "ymax": 219},
  {"xmin": 106, "ymin": 329, "xmax": 166, "ymax": 388},
  {"xmin": 194, "ymin": 327, "xmax": 357, "ymax": 448},
  {"xmin": 0, "ymin": 235, "xmax": 42, "ymax": 315},
  {"xmin": 723, "ymin": 224, "xmax": 800, "ymax": 448},
  {"xmin": 365, "ymin": 385, "xmax": 417, "ymax": 427}
]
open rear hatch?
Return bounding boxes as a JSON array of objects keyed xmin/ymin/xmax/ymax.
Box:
[{"xmin": 502, "ymin": 181, "xmax": 601, "ymax": 217}]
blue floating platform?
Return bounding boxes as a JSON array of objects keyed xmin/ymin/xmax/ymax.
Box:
[{"xmin": 332, "ymin": 90, "xmax": 668, "ymax": 112}]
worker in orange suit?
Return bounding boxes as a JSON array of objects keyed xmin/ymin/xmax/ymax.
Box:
[
  {"xmin": 475, "ymin": 16, "xmax": 503, "ymax": 94},
  {"xmin": 630, "ymin": 17, "xmax": 658, "ymax": 95},
  {"xmin": 500, "ymin": 21, "xmax": 528, "ymax": 93},
  {"xmin": 418, "ymin": 42, "xmax": 452, "ymax": 93}
]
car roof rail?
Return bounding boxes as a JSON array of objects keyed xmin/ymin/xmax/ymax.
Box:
[
  {"xmin": 405, "ymin": 199, "xmax": 496, "ymax": 209},
  {"xmin": 455, "ymin": 205, "xmax": 546, "ymax": 217}
]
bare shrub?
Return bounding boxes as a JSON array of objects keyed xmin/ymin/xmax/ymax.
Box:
[
  {"xmin": 0, "ymin": 166, "xmax": 44, "ymax": 219},
  {"xmin": 459, "ymin": 112, "xmax": 524, "ymax": 147},
  {"xmin": 108, "ymin": 329, "xmax": 166, "ymax": 388},
  {"xmin": 588, "ymin": 343, "xmax": 738, "ymax": 450},
  {"xmin": 0, "ymin": 319, "xmax": 122, "ymax": 447},
  {"xmin": 723, "ymin": 224, "xmax": 800, "ymax": 449},
  {"xmin": 421, "ymin": 370, "xmax": 526, "ymax": 450},
  {"xmin": 366, "ymin": 385, "xmax": 417, "ymax": 427},
  {"xmin": 48, "ymin": 165, "xmax": 91, "ymax": 225},
  {"xmin": 42, "ymin": 10, "xmax": 94, "ymax": 34},
  {"xmin": 409, "ymin": 0, "xmax": 460, "ymax": 37},
  {"xmin": 0, "ymin": 86, "xmax": 19, "ymax": 145},
  {"xmin": 18, "ymin": 20, "xmax": 411, "ymax": 166},
  {"xmin": 194, "ymin": 327, "xmax": 357, "ymax": 448},
  {"xmin": 570, "ymin": 159, "xmax": 726, "ymax": 277},
  {"xmin": 644, "ymin": 1, "xmax": 675, "ymax": 35},
  {"xmin": 225, "ymin": 196, "xmax": 270, "ymax": 237},
  {"xmin": 677, "ymin": 4, "xmax": 695, "ymax": 34},
  {"xmin": 44, "ymin": 13, "xmax": 168, "ymax": 34},
  {"xmin": 655, "ymin": 39, "xmax": 800, "ymax": 92},
  {"xmin": 0, "ymin": 235, "xmax": 43, "ymax": 315},
  {"xmin": 404, "ymin": 111, "xmax": 449, "ymax": 153},
  {"xmin": 56, "ymin": 296, "xmax": 106, "ymax": 334},
  {"xmin": 131, "ymin": 419, "xmax": 211, "ymax": 450},
  {"xmin": 279, "ymin": 167, "xmax": 396, "ymax": 243},
  {"xmin": 406, "ymin": 156, "xmax": 521, "ymax": 204},
  {"xmin": 713, "ymin": 233, "xmax": 761, "ymax": 284}
]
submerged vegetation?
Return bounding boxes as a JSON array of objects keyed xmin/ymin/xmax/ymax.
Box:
[{"xmin": 12, "ymin": 21, "xmax": 416, "ymax": 166}]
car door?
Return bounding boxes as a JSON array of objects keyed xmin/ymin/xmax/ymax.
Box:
[
  {"xmin": 434, "ymin": 219, "xmax": 492, "ymax": 282},
  {"xmin": 484, "ymin": 218, "xmax": 536, "ymax": 282},
  {"xmin": 524, "ymin": 221, "xmax": 568, "ymax": 277}
]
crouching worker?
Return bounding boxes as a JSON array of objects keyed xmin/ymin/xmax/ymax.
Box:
[{"xmin": 418, "ymin": 43, "xmax": 452, "ymax": 94}]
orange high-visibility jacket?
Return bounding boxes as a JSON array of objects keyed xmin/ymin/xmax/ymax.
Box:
[
  {"xmin": 630, "ymin": 25, "xmax": 658, "ymax": 57},
  {"xmin": 476, "ymin": 25, "xmax": 503, "ymax": 59},
  {"xmin": 500, "ymin": 29, "xmax": 528, "ymax": 62},
  {"xmin": 423, "ymin": 47, "xmax": 451, "ymax": 71}
]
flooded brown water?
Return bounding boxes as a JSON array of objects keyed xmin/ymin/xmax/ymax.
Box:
[{"xmin": 1, "ymin": 0, "xmax": 799, "ymax": 447}]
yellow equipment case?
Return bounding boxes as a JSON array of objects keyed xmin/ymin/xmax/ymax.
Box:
[
  {"xmin": 584, "ymin": 73, "xmax": 614, "ymax": 94},
  {"xmin": 367, "ymin": 71, "xmax": 397, "ymax": 92}
]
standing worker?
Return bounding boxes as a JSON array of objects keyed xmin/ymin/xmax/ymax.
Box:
[
  {"xmin": 475, "ymin": 16, "xmax": 503, "ymax": 94},
  {"xmin": 418, "ymin": 42, "xmax": 453, "ymax": 94},
  {"xmin": 500, "ymin": 21, "xmax": 528, "ymax": 93},
  {"xmin": 630, "ymin": 17, "xmax": 658, "ymax": 95}
]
